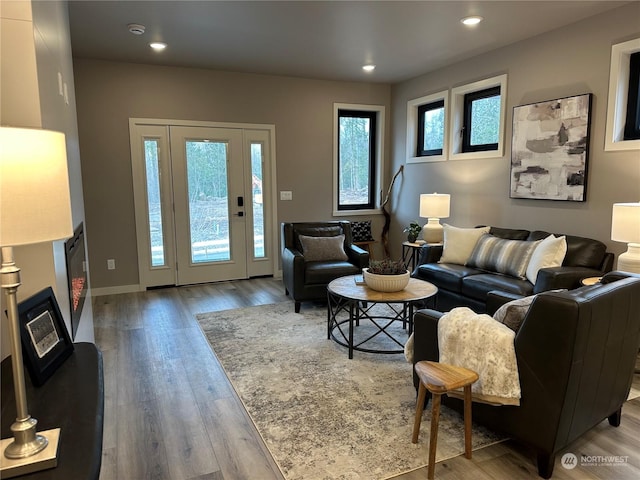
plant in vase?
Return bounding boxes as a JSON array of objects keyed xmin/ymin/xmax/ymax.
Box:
[
  {"xmin": 403, "ymin": 221, "xmax": 422, "ymax": 243},
  {"xmin": 363, "ymin": 259, "xmax": 410, "ymax": 292}
]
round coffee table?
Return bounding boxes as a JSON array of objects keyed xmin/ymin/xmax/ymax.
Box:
[{"xmin": 327, "ymin": 276, "xmax": 438, "ymax": 359}]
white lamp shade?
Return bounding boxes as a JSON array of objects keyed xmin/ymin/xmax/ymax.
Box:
[
  {"xmin": 420, "ymin": 193, "xmax": 450, "ymax": 219},
  {"xmin": 611, "ymin": 202, "xmax": 640, "ymax": 244},
  {"xmin": 0, "ymin": 127, "xmax": 73, "ymax": 246}
]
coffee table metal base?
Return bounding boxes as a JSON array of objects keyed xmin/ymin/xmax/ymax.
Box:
[{"xmin": 327, "ymin": 293, "xmax": 415, "ymax": 358}]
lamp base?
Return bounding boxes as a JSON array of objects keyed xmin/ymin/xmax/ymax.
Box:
[
  {"xmin": 617, "ymin": 243, "xmax": 640, "ymax": 274},
  {"xmin": 0, "ymin": 428, "xmax": 60, "ymax": 479},
  {"xmin": 422, "ymin": 218, "xmax": 444, "ymax": 244}
]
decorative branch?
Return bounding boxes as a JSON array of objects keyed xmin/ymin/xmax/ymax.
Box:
[{"xmin": 380, "ymin": 165, "xmax": 404, "ymax": 258}]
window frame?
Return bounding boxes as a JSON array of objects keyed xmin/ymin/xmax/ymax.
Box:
[
  {"xmin": 623, "ymin": 51, "xmax": 640, "ymax": 140},
  {"xmin": 605, "ymin": 37, "xmax": 640, "ymax": 151},
  {"xmin": 449, "ymin": 74, "xmax": 507, "ymax": 161},
  {"xmin": 406, "ymin": 90, "xmax": 448, "ymax": 163},
  {"xmin": 461, "ymin": 86, "xmax": 501, "ymax": 152},
  {"xmin": 333, "ymin": 103, "xmax": 385, "ymax": 216},
  {"xmin": 417, "ymin": 99, "xmax": 446, "ymax": 157}
]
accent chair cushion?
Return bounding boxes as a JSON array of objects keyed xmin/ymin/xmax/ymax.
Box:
[
  {"xmin": 525, "ymin": 235, "xmax": 568, "ymax": 284},
  {"xmin": 466, "ymin": 234, "xmax": 541, "ymax": 279},
  {"xmin": 439, "ymin": 225, "xmax": 490, "ymax": 265},
  {"xmin": 299, "ymin": 234, "xmax": 348, "ymax": 262}
]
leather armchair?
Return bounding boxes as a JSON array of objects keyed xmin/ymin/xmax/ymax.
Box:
[
  {"xmin": 411, "ymin": 271, "xmax": 640, "ymax": 478},
  {"xmin": 282, "ymin": 221, "xmax": 369, "ymax": 312}
]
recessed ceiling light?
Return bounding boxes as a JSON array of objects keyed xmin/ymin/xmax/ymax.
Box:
[
  {"xmin": 461, "ymin": 16, "xmax": 483, "ymax": 26},
  {"xmin": 150, "ymin": 42, "xmax": 167, "ymax": 51},
  {"xmin": 362, "ymin": 64, "xmax": 376, "ymax": 72}
]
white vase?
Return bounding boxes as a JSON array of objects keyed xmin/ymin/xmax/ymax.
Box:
[{"xmin": 363, "ymin": 268, "xmax": 410, "ymax": 292}]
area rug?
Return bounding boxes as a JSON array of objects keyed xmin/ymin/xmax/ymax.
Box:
[{"xmin": 196, "ymin": 302, "xmax": 504, "ymax": 480}]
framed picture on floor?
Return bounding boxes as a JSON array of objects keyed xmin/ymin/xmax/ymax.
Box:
[
  {"xmin": 510, "ymin": 93, "xmax": 593, "ymax": 201},
  {"xmin": 17, "ymin": 286, "xmax": 74, "ymax": 386}
]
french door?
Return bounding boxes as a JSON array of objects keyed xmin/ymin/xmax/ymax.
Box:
[{"xmin": 130, "ymin": 120, "xmax": 275, "ymax": 288}]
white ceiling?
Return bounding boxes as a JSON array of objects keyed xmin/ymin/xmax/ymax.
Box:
[{"xmin": 67, "ymin": 0, "xmax": 632, "ymax": 84}]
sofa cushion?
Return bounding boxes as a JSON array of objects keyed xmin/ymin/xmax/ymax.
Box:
[
  {"xmin": 488, "ymin": 226, "xmax": 530, "ymax": 240},
  {"xmin": 462, "ymin": 274, "xmax": 534, "ymax": 301},
  {"xmin": 305, "ymin": 261, "xmax": 361, "ymax": 284},
  {"xmin": 525, "ymin": 235, "xmax": 567, "ymax": 284},
  {"xmin": 439, "ymin": 225, "xmax": 490, "ymax": 265},
  {"xmin": 294, "ymin": 225, "xmax": 344, "ymax": 251},
  {"xmin": 299, "ymin": 234, "xmax": 348, "ymax": 262},
  {"xmin": 416, "ymin": 263, "xmax": 484, "ymax": 293},
  {"xmin": 466, "ymin": 234, "xmax": 541, "ymax": 279},
  {"xmin": 528, "ymin": 231, "xmax": 606, "ymax": 269}
]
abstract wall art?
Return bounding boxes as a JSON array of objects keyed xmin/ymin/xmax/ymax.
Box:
[{"xmin": 510, "ymin": 93, "xmax": 592, "ymax": 201}]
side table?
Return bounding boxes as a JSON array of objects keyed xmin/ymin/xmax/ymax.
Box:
[{"xmin": 1, "ymin": 343, "xmax": 104, "ymax": 480}]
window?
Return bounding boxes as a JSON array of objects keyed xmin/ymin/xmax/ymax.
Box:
[
  {"xmin": 449, "ymin": 74, "xmax": 507, "ymax": 160},
  {"xmin": 333, "ymin": 104, "xmax": 384, "ymax": 215},
  {"xmin": 462, "ymin": 86, "xmax": 501, "ymax": 152},
  {"xmin": 417, "ymin": 100, "xmax": 445, "ymax": 156},
  {"xmin": 406, "ymin": 90, "xmax": 448, "ymax": 163},
  {"xmin": 624, "ymin": 51, "xmax": 640, "ymax": 140},
  {"xmin": 605, "ymin": 38, "xmax": 640, "ymax": 151}
]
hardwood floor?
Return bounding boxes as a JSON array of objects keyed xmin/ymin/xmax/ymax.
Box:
[{"xmin": 94, "ymin": 277, "xmax": 640, "ymax": 480}]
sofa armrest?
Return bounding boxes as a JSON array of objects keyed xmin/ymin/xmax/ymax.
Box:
[
  {"xmin": 416, "ymin": 244, "xmax": 444, "ymax": 266},
  {"xmin": 533, "ymin": 266, "xmax": 603, "ymax": 293},
  {"xmin": 486, "ymin": 290, "xmax": 525, "ymax": 315},
  {"xmin": 282, "ymin": 247, "xmax": 305, "ymax": 289},
  {"xmin": 601, "ymin": 270, "xmax": 640, "ymax": 284},
  {"xmin": 346, "ymin": 244, "xmax": 370, "ymax": 268}
]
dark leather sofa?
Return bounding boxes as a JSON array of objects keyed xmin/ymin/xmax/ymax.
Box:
[
  {"xmin": 412, "ymin": 226, "xmax": 614, "ymax": 313},
  {"xmin": 282, "ymin": 221, "xmax": 369, "ymax": 312},
  {"xmin": 411, "ymin": 271, "xmax": 640, "ymax": 478}
]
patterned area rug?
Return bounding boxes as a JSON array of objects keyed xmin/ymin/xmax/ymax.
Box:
[{"xmin": 196, "ymin": 302, "xmax": 503, "ymax": 480}]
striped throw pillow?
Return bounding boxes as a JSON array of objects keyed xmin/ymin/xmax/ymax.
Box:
[{"xmin": 466, "ymin": 234, "xmax": 541, "ymax": 279}]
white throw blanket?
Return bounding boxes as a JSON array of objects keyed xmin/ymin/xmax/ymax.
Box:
[{"xmin": 438, "ymin": 307, "xmax": 521, "ymax": 406}]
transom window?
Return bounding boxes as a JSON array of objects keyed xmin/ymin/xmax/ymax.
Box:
[
  {"xmin": 462, "ymin": 86, "xmax": 501, "ymax": 152},
  {"xmin": 624, "ymin": 51, "xmax": 640, "ymax": 140},
  {"xmin": 417, "ymin": 100, "xmax": 445, "ymax": 156}
]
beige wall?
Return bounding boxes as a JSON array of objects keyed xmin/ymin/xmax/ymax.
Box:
[
  {"xmin": 0, "ymin": 0, "xmax": 94, "ymax": 360},
  {"xmin": 73, "ymin": 60, "xmax": 391, "ymax": 290},
  {"xmin": 389, "ymin": 3, "xmax": 640, "ymax": 261}
]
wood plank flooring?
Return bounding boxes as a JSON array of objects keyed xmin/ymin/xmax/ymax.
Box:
[{"xmin": 93, "ymin": 277, "xmax": 640, "ymax": 480}]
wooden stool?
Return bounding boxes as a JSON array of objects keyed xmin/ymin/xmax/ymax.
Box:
[{"xmin": 412, "ymin": 361, "xmax": 479, "ymax": 479}]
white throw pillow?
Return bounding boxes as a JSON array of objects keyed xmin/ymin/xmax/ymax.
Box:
[
  {"xmin": 525, "ymin": 234, "xmax": 567, "ymax": 284},
  {"xmin": 439, "ymin": 225, "xmax": 491, "ymax": 265}
]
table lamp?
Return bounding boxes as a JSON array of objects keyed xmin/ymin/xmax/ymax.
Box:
[
  {"xmin": 419, "ymin": 193, "xmax": 450, "ymax": 243},
  {"xmin": 0, "ymin": 127, "xmax": 73, "ymax": 477},
  {"xmin": 611, "ymin": 202, "xmax": 640, "ymax": 274}
]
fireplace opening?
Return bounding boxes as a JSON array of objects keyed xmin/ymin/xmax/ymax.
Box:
[{"xmin": 65, "ymin": 222, "xmax": 88, "ymax": 339}]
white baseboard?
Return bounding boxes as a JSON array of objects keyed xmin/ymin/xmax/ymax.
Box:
[{"xmin": 90, "ymin": 284, "xmax": 143, "ymax": 297}]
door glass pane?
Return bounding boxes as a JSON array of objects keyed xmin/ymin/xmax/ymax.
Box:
[
  {"xmin": 251, "ymin": 142, "xmax": 265, "ymax": 258},
  {"xmin": 185, "ymin": 140, "xmax": 230, "ymax": 263},
  {"xmin": 144, "ymin": 139, "xmax": 165, "ymax": 267}
]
